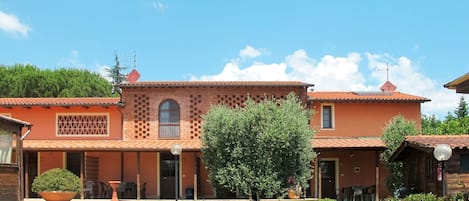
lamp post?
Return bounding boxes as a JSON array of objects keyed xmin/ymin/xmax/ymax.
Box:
[
  {"xmin": 433, "ymin": 144, "xmax": 452, "ymax": 196},
  {"xmin": 171, "ymin": 144, "xmax": 182, "ymax": 201}
]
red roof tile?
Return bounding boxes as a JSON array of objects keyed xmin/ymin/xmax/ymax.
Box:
[
  {"xmin": 119, "ymin": 81, "xmax": 313, "ymax": 88},
  {"xmin": 22, "ymin": 137, "xmax": 384, "ymax": 151},
  {"xmin": 308, "ymin": 91, "xmax": 430, "ymax": 103},
  {"xmin": 0, "ymin": 97, "xmax": 121, "ymax": 107},
  {"xmin": 23, "ymin": 139, "xmax": 201, "ymax": 151},
  {"xmin": 404, "ymin": 135, "xmax": 469, "ymax": 149},
  {"xmin": 313, "ymin": 137, "xmax": 384, "ymax": 149}
]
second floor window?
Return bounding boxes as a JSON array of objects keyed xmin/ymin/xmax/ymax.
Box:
[
  {"xmin": 159, "ymin": 99, "xmax": 180, "ymax": 138},
  {"xmin": 322, "ymin": 105, "xmax": 333, "ymax": 129}
]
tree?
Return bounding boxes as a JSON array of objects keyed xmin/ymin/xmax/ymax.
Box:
[
  {"xmin": 421, "ymin": 114, "xmax": 442, "ymax": 134},
  {"xmin": 455, "ymin": 96, "xmax": 468, "ymax": 119},
  {"xmin": 105, "ymin": 54, "xmax": 128, "ymax": 94},
  {"xmin": 380, "ymin": 115, "xmax": 418, "ymax": 193},
  {"xmin": 0, "ymin": 64, "xmax": 113, "ymax": 97},
  {"xmin": 201, "ymin": 93, "xmax": 315, "ymax": 199}
]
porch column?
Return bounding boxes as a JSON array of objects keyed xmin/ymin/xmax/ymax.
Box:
[
  {"xmin": 375, "ymin": 150, "xmax": 379, "ymax": 201},
  {"xmin": 80, "ymin": 152, "xmax": 85, "ymax": 199},
  {"xmin": 137, "ymin": 151, "xmax": 141, "ymax": 200}
]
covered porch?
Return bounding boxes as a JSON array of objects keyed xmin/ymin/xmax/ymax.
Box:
[
  {"xmin": 22, "ymin": 139, "xmax": 209, "ymax": 200},
  {"xmin": 311, "ymin": 137, "xmax": 387, "ymax": 201}
]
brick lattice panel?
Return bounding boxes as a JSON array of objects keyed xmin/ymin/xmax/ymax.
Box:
[
  {"xmin": 133, "ymin": 94, "xmax": 151, "ymax": 139},
  {"xmin": 189, "ymin": 94, "xmax": 202, "ymax": 139},
  {"xmin": 57, "ymin": 114, "xmax": 108, "ymax": 136},
  {"xmin": 217, "ymin": 94, "xmax": 286, "ymax": 108}
]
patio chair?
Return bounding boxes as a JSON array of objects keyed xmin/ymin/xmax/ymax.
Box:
[
  {"xmin": 83, "ymin": 181, "xmax": 95, "ymax": 198},
  {"xmin": 352, "ymin": 186, "xmax": 363, "ymax": 201}
]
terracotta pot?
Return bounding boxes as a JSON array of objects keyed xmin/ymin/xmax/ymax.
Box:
[
  {"xmin": 38, "ymin": 191, "xmax": 77, "ymax": 201},
  {"xmin": 288, "ymin": 189, "xmax": 300, "ymax": 199}
]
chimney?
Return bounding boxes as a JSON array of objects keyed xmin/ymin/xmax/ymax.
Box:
[{"xmin": 380, "ymin": 81, "xmax": 397, "ymax": 92}]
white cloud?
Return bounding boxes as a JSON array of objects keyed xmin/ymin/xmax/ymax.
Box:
[
  {"xmin": 57, "ymin": 50, "xmax": 86, "ymax": 69},
  {"xmin": 366, "ymin": 52, "xmax": 463, "ymax": 118},
  {"xmin": 239, "ymin": 45, "xmax": 261, "ymax": 59},
  {"xmin": 152, "ymin": 1, "xmax": 168, "ymax": 12},
  {"xmin": 0, "ymin": 11, "xmax": 30, "ymax": 37},
  {"xmin": 191, "ymin": 47, "xmax": 462, "ymax": 118}
]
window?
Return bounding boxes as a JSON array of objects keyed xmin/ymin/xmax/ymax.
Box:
[
  {"xmin": 322, "ymin": 105, "xmax": 333, "ymax": 129},
  {"xmin": 425, "ymin": 157, "xmax": 435, "ymax": 178},
  {"xmin": 159, "ymin": 99, "xmax": 180, "ymax": 138},
  {"xmin": 57, "ymin": 113, "xmax": 109, "ymax": 136},
  {"xmin": 460, "ymin": 154, "xmax": 469, "ymax": 171},
  {"xmin": 0, "ymin": 130, "xmax": 13, "ymax": 164}
]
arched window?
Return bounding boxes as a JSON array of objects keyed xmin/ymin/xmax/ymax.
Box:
[{"xmin": 159, "ymin": 99, "xmax": 180, "ymax": 138}]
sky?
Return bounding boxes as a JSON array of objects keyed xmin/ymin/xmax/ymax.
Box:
[{"xmin": 1, "ymin": 1, "xmax": 469, "ymax": 119}]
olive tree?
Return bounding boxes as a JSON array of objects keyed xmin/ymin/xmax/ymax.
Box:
[
  {"xmin": 380, "ymin": 115, "xmax": 418, "ymax": 192},
  {"xmin": 201, "ymin": 93, "xmax": 315, "ymax": 199}
]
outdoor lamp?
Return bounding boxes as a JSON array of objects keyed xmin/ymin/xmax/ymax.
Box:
[
  {"xmin": 433, "ymin": 144, "xmax": 452, "ymax": 161},
  {"xmin": 433, "ymin": 144, "xmax": 452, "ymax": 196},
  {"xmin": 171, "ymin": 144, "xmax": 182, "ymax": 201}
]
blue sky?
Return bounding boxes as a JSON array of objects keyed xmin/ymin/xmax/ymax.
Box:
[{"xmin": 1, "ymin": 1, "xmax": 468, "ymax": 118}]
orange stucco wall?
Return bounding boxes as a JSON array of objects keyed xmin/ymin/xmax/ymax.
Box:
[
  {"xmin": 0, "ymin": 106, "xmax": 122, "ymax": 140},
  {"xmin": 311, "ymin": 102, "xmax": 422, "ymax": 137},
  {"xmin": 38, "ymin": 152, "xmax": 63, "ymax": 174}
]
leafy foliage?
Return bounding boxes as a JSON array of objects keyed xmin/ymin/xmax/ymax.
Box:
[
  {"xmin": 403, "ymin": 193, "xmax": 441, "ymax": 201},
  {"xmin": 31, "ymin": 168, "xmax": 82, "ymax": 193},
  {"xmin": 201, "ymin": 93, "xmax": 315, "ymax": 199},
  {"xmin": 380, "ymin": 115, "xmax": 418, "ymax": 192},
  {"xmin": 422, "ymin": 96, "xmax": 469, "ymax": 134},
  {"xmin": 0, "ymin": 64, "xmax": 113, "ymax": 97}
]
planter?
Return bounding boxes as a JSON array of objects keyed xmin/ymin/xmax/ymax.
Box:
[
  {"xmin": 288, "ymin": 189, "xmax": 300, "ymax": 199},
  {"xmin": 38, "ymin": 191, "xmax": 77, "ymax": 201}
]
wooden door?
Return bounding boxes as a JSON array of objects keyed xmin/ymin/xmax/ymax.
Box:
[
  {"xmin": 321, "ymin": 160, "xmax": 336, "ymax": 199},
  {"xmin": 160, "ymin": 153, "xmax": 176, "ymax": 198}
]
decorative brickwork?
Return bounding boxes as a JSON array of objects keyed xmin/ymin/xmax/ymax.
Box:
[
  {"xmin": 133, "ymin": 94, "xmax": 150, "ymax": 139},
  {"xmin": 189, "ymin": 94, "xmax": 202, "ymax": 139},
  {"xmin": 217, "ymin": 94, "xmax": 286, "ymax": 107},
  {"xmin": 57, "ymin": 114, "xmax": 108, "ymax": 136}
]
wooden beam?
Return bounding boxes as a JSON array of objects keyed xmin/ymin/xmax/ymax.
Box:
[{"xmin": 456, "ymin": 79, "xmax": 469, "ymax": 94}]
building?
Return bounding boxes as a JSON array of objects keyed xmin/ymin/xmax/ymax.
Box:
[
  {"xmin": 0, "ymin": 80, "xmax": 429, "ymax": 200},
  {"xmin": 309, "ymin": 82, "xmax": 429, "ymax": 200}
]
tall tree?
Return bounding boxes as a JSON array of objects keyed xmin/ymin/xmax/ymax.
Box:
[
  {"xmin": 380, "ymin": 115, "xmax": 418, "ymax": 193},
  {"xmin": 201, "ymin": 93, "xmax": 315, "ymax": 199},
  {"xmin": 105, "ymin": 54, "xmax": 128, "ymax": 94},
  {"xmin": 0, "ymin": 64, "xmax": 113, "ymax": 97},
  {"xmin": 455, "ymin": 96, "xmax": 468, "ymax": 119}
]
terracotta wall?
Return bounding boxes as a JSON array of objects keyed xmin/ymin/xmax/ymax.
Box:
[
  {"xmin": 0, "ymin": 106, "xmax": 122, "ymax": 140},
  {"xmin": 39, "ymin": 152, "xmax": 64, "ymax": 173},
  {"xmin": 311, "ymin": 102, "xmax": 422, "ymax": 137},
  {"xmin": 121, "ymin": 86, "xmax": 307, "ymax": 141}
]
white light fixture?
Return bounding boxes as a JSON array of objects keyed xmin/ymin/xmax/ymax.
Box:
[
  {"xmin": 171, "ymin": 144, "xmax": 182, "ymax": 156},
  {"xmin": 433, "ymin": 144, "xmax": 452, "ymax": 161}
]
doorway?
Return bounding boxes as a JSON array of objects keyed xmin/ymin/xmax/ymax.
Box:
[
  {"xmin": 160, "ymin": 153, "xmax": 176, "ymax": 198},
  {"xmin": 320, "ymin": 160, "xmax": 337, "ymax": 199}
]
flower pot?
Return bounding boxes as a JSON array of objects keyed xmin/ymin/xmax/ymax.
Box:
[
  {"xmin": 288, "ymin": 189, "xmax": 300, "ymax": 199},
  {"xmin": 38, "ymin": 191, "xmax": 77, "ymax": 201}
]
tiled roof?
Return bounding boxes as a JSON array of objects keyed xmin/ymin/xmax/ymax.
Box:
[
  {"xmin": 0, "ymin": 97, "xmax": 121, "ymax": 107},
  {"xmin": 404, "ymin": 135, "xmax": 469, "ymax": 149},
  {"xmin": 0, "ymin": 114, "xmax": 32, "ymax": 127},
  {"xmin": 22, "ymin": 137, "xmax": 384, "ymax": 151},
  {"xmin": 313, "ymin": 137, "xmax": 384, "ymax": 149},
  {"xmin": 23, "ymin": 139, "xmax": 201, "ymax": 151},
  {"xmin": 119, "ymin": 81, "xmax": 313, "ymax": 88},
  {"xmin": 308, "ymin": 91, "xmax": 430, "ymax": 103}
]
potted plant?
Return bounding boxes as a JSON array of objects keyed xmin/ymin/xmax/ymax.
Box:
[
  {"xmin": 31, "ymin": 168, "xmax": 82, "ymax": 201},
  {"xmin": 287, "ymin": 177, "xmax": 302, "ymax": 199}
]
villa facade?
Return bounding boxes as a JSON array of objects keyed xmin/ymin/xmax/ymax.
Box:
[{"xmin": 0, "ymin": 80, "xmax": 429, "ymax": 200}]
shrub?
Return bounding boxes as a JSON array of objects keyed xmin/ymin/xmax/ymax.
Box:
[
  {"xmin": 317, "ymin": 198, "xmax": 336, "ymax": 201},
  {"xmin": 31, "ymin": 168, "xmax": 82, "ymax": 193},
  {"xmin": 403, "ymin": 193, "xmax": 441, "ymax": 201}
]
